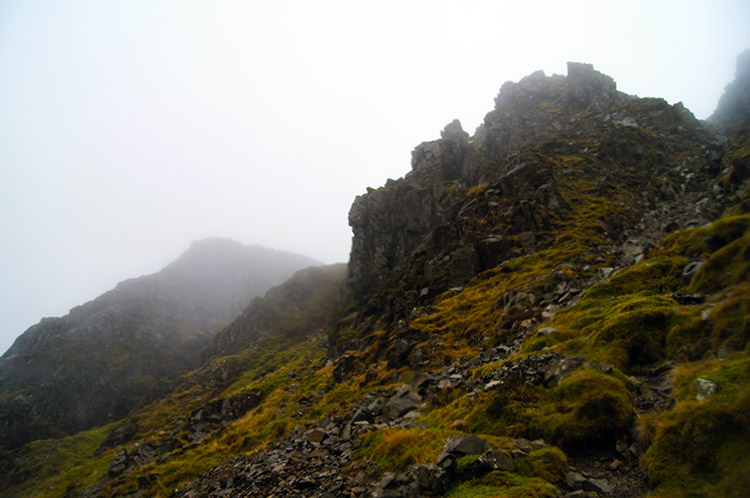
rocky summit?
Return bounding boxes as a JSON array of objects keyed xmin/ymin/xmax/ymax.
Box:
[{"xmin": 1, "ymin": 53, "xmax": 750, "ymax": 498}]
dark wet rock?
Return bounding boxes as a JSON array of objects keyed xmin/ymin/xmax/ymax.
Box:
[
  {"xmin": 672, "ymin": 293, "xmax": 706, "ymax": 305},
  {"xmin": 407, "ymin": 463, "xmax": 448, "ymax": 495},
  {"xmin": 96, "ymin": 422, "xmax": 137, "ymax": 454},
  {"xmin": 108, "ymin": 450, "xmax": 129, "ymax": 477},
  {"xmin": 190, "ymin": 391, "xmax": 263, "ymax": 424},
  {"xmin": 477, "ymin": 235, "xmax": 513, "ymax": 270},
  {"xmin": 634, "ymin": 372, "xmax": 674, "ymax": 413},
  {"xmin": 435, "ymin": 450, "xmax": 457, "ymax": 472},
  {"xmin": 333, "ymin": 354, "xmax": 356, "ymax": 383},
  {"xmin": 387, "ymin": 338, "xmax": 416, "ymax": 369}
]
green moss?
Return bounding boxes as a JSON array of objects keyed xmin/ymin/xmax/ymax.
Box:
[
  {"xmin": 2, "ymin": 421, "xmax": 119, "ymax": 497},
  {"xmin": 513, "ymin": 446, "xmax": 568, "ymax": 482},
  {"xmin": 689, "ymin": 226, "xmax": 750, "ymax": 293},
  {"xmin": 642, "ymin": 357, "xmax": 750, "ymax": 497},
  {"xmin": 529, "ymin": 368, "xmax": 634, "ymax": 450},
  {"xmin": 595, "ymin": 301, "xmax": 674, "ymax": 368},
  {"xmin": 446, "ymin": 471, "xmax": 558, "ymax": 498},
  {"xmin": 586, "ymin": 255, "xmax": 689, "ymax": 298},
  {"xmin": 357, "ymin": 427, "xmax": 448, "ymax": 471}
]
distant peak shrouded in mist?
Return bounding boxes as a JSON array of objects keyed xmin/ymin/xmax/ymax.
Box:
[
  {"xmin": 709, "ymin": 49, "xmax": 750, "ymax": 129},
  {"xmin": 0, "ymin": 238, "xmax": 320, "ymax": 450},
  {"xmin": 161, "ymin": 238, "xmax": 320, "ymax": 280}
]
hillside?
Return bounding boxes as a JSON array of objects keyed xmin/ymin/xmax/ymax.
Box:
[
  {"xmin": 0, "ymin": 239, "xmax": 318, "ymax": 450},
  {"xmin": 1, "ymin": 52, "xmax": 749, "ymax": 498}
]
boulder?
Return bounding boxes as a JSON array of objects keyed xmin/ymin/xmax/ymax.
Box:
[
  {"xmin": 443, "ymin": 434, "xmax": 487, "ymax": 455},
  {"xmin": 407, "ymin": 463, "xmax": 448, "ymax": 494},
  {"xmin": 304, "ymin": 428, "xmax": 327, "ymax": 443},
  {"xmin": 467, "ymin": 448, "xmax": 516, "ymax": 473},
  {"xmin": 333, "ymin": 354, "xmax": 356, "ymax": 383},
  {"xmin": 440, "ymin": 119, "xmax": 470, "ymax": 141},
  {"xmin": 584, "ymin": 478, "xmax": 614, "ymax": 495},
  {"xmin": 385, "ymin": 385, "xmax": 422, "ymax": 419}
]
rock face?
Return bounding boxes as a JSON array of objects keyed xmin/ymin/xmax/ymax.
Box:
[
  {"xmin": 709, "ymin": 50, "xmax": 750, "ymax": 132},
  {"xmin": 342, "ymin": 60, "xmax": 726, "ymax": 357},
  {"xmin": 0, "ymin": 239, "xmax": 318, "ymax": 449}
]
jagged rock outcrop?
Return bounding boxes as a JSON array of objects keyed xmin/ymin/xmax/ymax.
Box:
[
  {"xmin": 0, "ymin": 239, "xmax": 318, "ymax": 449},
  {"xmin": 709, "ymin": 50, "xmax": 750, "ymax": 132},
  {"xmin": 344, "ymin": 61, "xmax": 727, "ymax": 357},
  {"xmin": 709, "ymin": 50, "xmax": 750, "ymax": 189}
]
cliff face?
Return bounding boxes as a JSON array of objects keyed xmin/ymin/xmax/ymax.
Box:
[
  {"xmin": 0, "ymin": 239, "xmax": 318, "ymax": 449},
  {"xmin": 709, "ymin": 50, "xmax": 750, "ymax": 133},
  {"xmin": 344, "ymin": 62, "xmax": 726, "ymax": 355}
]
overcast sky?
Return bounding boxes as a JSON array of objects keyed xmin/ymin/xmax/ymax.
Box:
[{"xmin": 1, "ymin": 0, "xmax": 748, "ymax": 354}]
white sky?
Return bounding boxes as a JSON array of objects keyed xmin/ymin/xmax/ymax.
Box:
[{"xmin": 1, "ymin": 0, "xmax": 748, "ymax": 354}]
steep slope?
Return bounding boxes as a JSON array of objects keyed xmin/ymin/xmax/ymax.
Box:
[
  {"xmin": 340, "ymin": 62, "xmax": 726, "ymax": 361},
  {"xmin": 2, "ymin": 57, "xmax": 749, "ymax": 498},
  {"xmin": 0, "ymin": 239, "xmax": 318, "ymax": 450},
  {"xmin": 0, "ymin": 264, "xmax": 348, "ymax": 496}
]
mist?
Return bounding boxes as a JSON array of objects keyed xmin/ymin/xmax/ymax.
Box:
[{"xmin": 1, "ymin": 0, "xmax": 748, "ymax": 355}]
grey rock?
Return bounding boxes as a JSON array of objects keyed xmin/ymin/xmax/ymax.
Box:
[
  {"xmin": 443, "ymin": 434, "xmax": 487, "ymax": 455},
  {"xmin": 468, "ymin": 448, "xmax": 516, "ymax": 473},
  {"xmin": 682, "ymin": 260, "xmax": 705, "ymax": 280},
  {"xmin": 583, "ymin": 477, "xmax": 614, "ymax": 494},
  {"xmin": 567, "ymin": 471, "xmax": 586, "ymax": 489},
  {"xmin": 541, "ymin": 356, "xmax": 583, "ymax": 384},
  {"xmin": 407, "ymin": 372, "xmax": 433, "ymax": 392},
  {"xmin": 305, "ymin": 428, "xmax": 327, "ymax": 443},
  {"xmin": 385, "ymin": 385, "xmax": 422, "ymax": 419},
  {"xmin": 407, "ymin": 463, "xmax": 448, "ymax": 494},
  {"xmin": 435, "ymin": 450, "xmax": 457, "ymax": 471},
  {"xmin": 696, "ymin": 378, "xmax": 718, "ymax": 401},
  {"xmin": 440, "ymin": 119, "xmax": 470, "ymax": 141}
]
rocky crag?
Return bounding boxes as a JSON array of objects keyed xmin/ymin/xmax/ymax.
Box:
[
  {"xmin": 1, "ymin": 52, "xmax": 749, "ymax": 498},
  {"xmin": 0, "ymin": 239, "xmax": 318, "ymax": 450}
]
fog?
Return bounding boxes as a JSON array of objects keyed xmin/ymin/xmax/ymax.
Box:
[{"xmin": 1, "ymin": 0, "xmax": 748, "ymax": 354}]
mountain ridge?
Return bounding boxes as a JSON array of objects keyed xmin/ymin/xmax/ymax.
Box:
[
  {"xmin": 0, "ymin": 239, "xmax": 319, "ymax": 450},
  {"xmin": 1, "ymin": 55, "xmax": 749, "ymax": 497}
]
